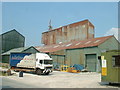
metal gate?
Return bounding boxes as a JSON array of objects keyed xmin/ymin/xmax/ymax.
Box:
[{"xmin": 86, "ymin": 54, "xmax": 96, "ymax": 72}]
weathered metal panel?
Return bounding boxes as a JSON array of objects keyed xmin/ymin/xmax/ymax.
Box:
[
  {"xmin": 86, "ymin": 54, "xmax": 97, "ymax": 72},
  {"xmin": 66, "ymin": 49, "xmax": 85, "ymax": 66},
  {"xmin": 66, "ymin": 47, "xmax": 102, "ymax": 72},
  {"xmin": 42, "ymin": 19, "xmax": 94, "ymax": 45},
  {"xmin": 51, "ymin": 55, "xmax": 58, "ymax": 68},
  {"xmin": 50, "ymin": 50, "xmax": 65, "ymax": 55},
  {"xmin": 84, "ymin": 47, "xmax": 101, "ymax": 72},
  {"xmin": 88, "ymin": 26, "xmax": 94, "ymax": 39},
  {"xmin": 0, "ymin": 35, "xmax": 2, "ymax": 61},
  {"xmin": 51, "ymin": 55, "xmax": 65, "ymax": 70},
  {"xmin": 101, "ymin": 50, "xmax": 120, "ymax": 83},
  {"xmin": 98, "ymin": 36, "xmax": 120, "ymax": 51},
  {"xmin": 1, "ymin": 30, "xmax": 25, "ymax": 53},
  {"xmin": 57, "ymin": 55, "xmax": 65, "ymax": 66},
  {"xmin": 2, "ymin": 55, "xmax": 9, "ymax": 63},
  {"xmin": 37, "ymin": 36, "xmax": 113, "ymax": 53}
]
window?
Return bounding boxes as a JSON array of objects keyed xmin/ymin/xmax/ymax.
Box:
[
  {"xmin": 44, "ymin": 60, "xmax": 53, "ymax": 64},
  {"xmin": 112, "ymin": 55, "xmax": 120, "ymax": 67},
  {"xmin": 39, "ymin": 60, "xmax": 43, "ymax": 64}
]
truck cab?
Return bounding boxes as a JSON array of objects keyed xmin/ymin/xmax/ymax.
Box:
[{"xmin": 35, "ymin": 53, "xmax": 53, "ymax": 75}]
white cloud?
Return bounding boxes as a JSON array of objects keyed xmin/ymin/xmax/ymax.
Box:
[{"xmin": 104, "ymin": 28, "xmax": 120, "ymax": 42}]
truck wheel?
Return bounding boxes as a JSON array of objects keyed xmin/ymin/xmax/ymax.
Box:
[
  {"xmin": 36, "ymin": 69, "xmax": 42, "ymax": 75},
  {"xmin": 45, "ymin": 72, "xmax": 49, "ymax": 75}
]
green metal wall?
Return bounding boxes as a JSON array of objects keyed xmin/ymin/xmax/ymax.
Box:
[
  {"xmin": 50, "ymin": 37, "xmax": 120, "ymax": 72},
  {"xmin": 66, "ymin": 47, "xmax": 101, "ymax": 72},
  {"xmin": 2, "ymin": 47, "xmax": 39, "ymax": 63},
  {"xmin": 98, "ymin": 37, "xmax": 120, "ymax": 51},
  {"xmin": 86, "ymin": 54, "xmax": 97, "ymax": 72},
  {"xmin": 51, "ymin": 55, "xmax": 65, "ymax": 70},
  {"xmin": 2, "ymin": 55, "xmax": 9, "ymax": 63},
  {"xmin": 101, "ymin": 50, "xmax": 120, "ymax": 83},
  {"xmin": 66, "ymin": 49, "xmax": 84, "ymax": 66}
]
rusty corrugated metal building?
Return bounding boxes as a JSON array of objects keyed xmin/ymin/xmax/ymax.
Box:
[
  {"xmin": 36, "ymin": 35, "xmax": 120, "ymax": 72},
  {"xmin": 42, "ymin": 19, "xmax": 94, "ymax": 45},
  {"xmin": 37, "ymin": 19, "xmax": 120, "ymax": 72}
]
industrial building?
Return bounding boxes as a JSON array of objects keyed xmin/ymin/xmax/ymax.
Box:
[
  {"xmin": 36, "ymin": 19, "xmax": 120, "ymax": 72},
  {"xmin": 2, "ymin": 46, "xmax": 40, "ymax": 63},
  {"xmin": 0, "ymin": 29, "xmax": 25, "ymax": 53},
  {"xmin": 42, "ymin": 19, "xmax": 94, "ymax": 45},
  {"xmin": 36, "ymin": 35, "xmax": 120, "ymax": 72},
  {"xmin": 0, "ymin": 29, "xmax": 25, "ymax": 62}
]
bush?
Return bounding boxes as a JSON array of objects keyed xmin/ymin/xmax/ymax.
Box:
[{"xmin": 0, "ymin": 63, "xmax": 9, "ymax": 68}]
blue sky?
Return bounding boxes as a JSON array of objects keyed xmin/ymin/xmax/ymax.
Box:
[{"xmin": 2, "ymin": 2, "xmax": 118, "ymax": 46}]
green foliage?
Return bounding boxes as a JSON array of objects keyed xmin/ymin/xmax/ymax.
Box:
[{"xmin": 0, "ymin": 71, "xmax": 7, "ymax": 76}]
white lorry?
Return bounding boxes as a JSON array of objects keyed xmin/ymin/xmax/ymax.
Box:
[{"xmin": 10, "ymin": 53, "xmax": 53, "ymax": 75}]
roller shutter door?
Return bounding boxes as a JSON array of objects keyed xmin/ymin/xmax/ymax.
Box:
[{"xmin": 86, "ymin": 54, "xmax": 96, "ymax": 72}]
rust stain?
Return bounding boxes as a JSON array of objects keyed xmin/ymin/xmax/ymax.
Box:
[
  {"xmin": 36, "ymin": 35, "xmax": 113, "ymax": 53},
  {"xmin": 41, "ymin": 19, "xmax": 95, "ymax": 45}
]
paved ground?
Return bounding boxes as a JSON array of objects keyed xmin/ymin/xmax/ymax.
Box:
[{"xmin": 1, "ymin": 71, "xmax": 120, "ymax": 88}]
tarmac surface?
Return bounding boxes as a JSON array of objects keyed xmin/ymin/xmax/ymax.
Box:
[{"xmin": 0, "ymin": 71, "xmax": 120, "ymax": 88}]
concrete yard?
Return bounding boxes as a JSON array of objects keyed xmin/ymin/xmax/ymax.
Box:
[{"xmin": 1, "ymin": 71, "xmax": 120, "ymax": 88}]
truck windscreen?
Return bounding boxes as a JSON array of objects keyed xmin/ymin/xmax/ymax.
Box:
[{"xmin": 44, "ymin": 60, "xmax": 53, "ymax": 64}]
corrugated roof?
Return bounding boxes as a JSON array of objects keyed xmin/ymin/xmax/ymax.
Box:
[
  {"xmin": 1, "ymin": 46, "xmax": 37, "ymax": 55},
  {"xmin": 35, "ymin": 35, "xmax": 113, "ymax": 53}
]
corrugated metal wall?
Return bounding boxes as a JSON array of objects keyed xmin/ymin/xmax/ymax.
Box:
[
  {"xmin": 101, "ymin": 50, "xmax": 120, "ymax": 83},
  {"xmin": 50, "ymin": 50, "xmax": 65, "ymax": 70},
  {"xmin": 2, "ymin": 47, "xmax": 39, "ymax": 63},
  {"xmin": 0, "ymin": 36, "xmax": 2, "ymax": 62},
  {"xmin": 66, "ymin": 47, "xmax": 101, "ymax": 72},
  {"xmin": 48, "ymin": 37, "xmax": 119, "ymax": 72},
  {"xmin": 2, "ymin": 55, "xmax": 9, "ymax": 63},
  {"xmin": 66, "ymin": 49, "xmax": 84, "ymax": 66},
  {"xmin": 98, "ymin": 37, "xmax": 120, "ymax": 51},
  {"xmin": 42, "ymin": 20, "xmax": 94, "ymax": 45},
  {"xmin": 51, "ymin": 55, "xmax": 65, "ymax": 70},
  {"xmin": 49, "ymin": 47, "xmax": 101, "ymax": 72},
  {"xmin": 86, "ymin": 54, "xmax": 97, "ymax": 72},
  {"xmin": 2, "ymin": 30, "xmax": 25, "ymax": 53}
]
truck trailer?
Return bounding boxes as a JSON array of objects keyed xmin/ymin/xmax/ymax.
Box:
[{"xmin": 10, "ymin": 53, "xmax": 53, "ymax": 75}]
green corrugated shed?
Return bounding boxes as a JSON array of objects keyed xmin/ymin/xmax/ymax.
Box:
[
  {"xmin": 2, "ymin": 46, "xmax": 40, "ymax": 63},
  {"xmin": 1, "ymin": 29, "xmax": 25, "ymax": 53},
  {"xmin": 49, "ymin": 50, "xmax": 65, "ymax": 70},
  {"xmin": 51, "ymin": 55, "xmax": 65, "ymax": 70},
  {"xmin": 36, "ymin": 36, "xmax": 120, "ymax": 72},
  {"xmin": 66, "ymin": 47, "xmax": 101, "ymax": 72},
  {"xmin": 0, "ymin": 29, "xmax": 25, "ymax": 62},
  {"xmin": 66, "ymin": 36, "xmax": 120, "ymax": 72}
]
